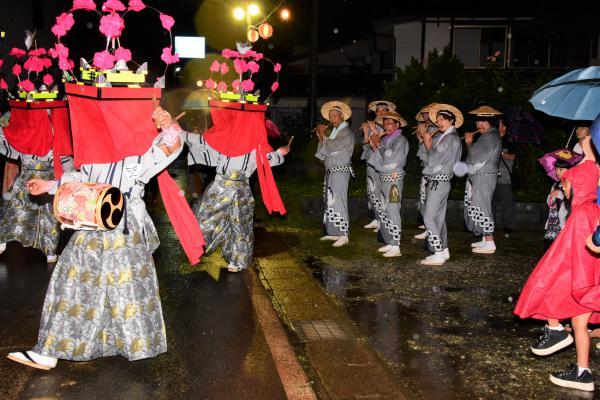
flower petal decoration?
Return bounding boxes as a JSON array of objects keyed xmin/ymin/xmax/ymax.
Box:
[
  {"xmin": 99, "ymin": 13, "xmax": 125, "ymax": 38},
  {"xmin": 28, "ymin": 48, "xmax": 47, "ymax": 57},
  {"xmin": 72, "ymin": 0, "xmax": 96, "ymax": 11},
  {"xmin": 24, "ymin": 56, "xmax": 45, "ymax": 73},
  {"xmin": 241, "ymin": 79, "xmax": 254, "ymax": 92},
  {"xmin": 19, "ymin": 79, "xmax": 35, "ymax": 92},
  {"xmin": 114, "ymin": 47, "xmax": 132, "ymax": 62},
  {"xmin": 51, "ymin": 12, "xmax": 75, "ymax": 38},
  {"xmin": 221, "ymin": 49, "xmax": 240, "ymax": 59},
  {"xmin": 209, "ymin": 60, "xmax": 221, "ymax": 73},
  {"xmin": 271, "ymin": 81, "xmax": 279, "ymax": 92},
  {"xmin": 234, "ymin": 59, "xmax": 249, "ymax": 74},
  {"xmin": 9, "ymin": 47, "xmax": 27, "ymax": 58},
  {"xmin": 160, "ymin": 46, "xmax": 179, "ymax": 65},
  {"xmin": 12, "ymin": 64, "xmax": 22, "ymax": 76},
  {"xmin": 128, "ymin": 0, "xmax": 146, "ymax": 11},
  {"xmin": 273, "ymin": 63, "xmax": 281, "ymax": 73},
  {"xmin": 217, "ymin": 81, "xmax": 227, "ymax": 92},
  {"xmin": 220, "ymin": 63, "xmax": 229, "ymax": 75},
  {"xmin": 93, "ymin": 50, "xmax": 116, "ymax": 70},
  {"xmin": 247, "ymin": 61, "xmax": 260, "ymax": 74},
  {"xmin": 231, "ymin": 79, "xmax": 241, "ymax": 92},
  {"xmin": 159, "ymin": 13, "xmax": 175, "ymax": 31},
  {"xmin": 205, "ymin": 78, "xmax": 216, "ymax": 89},
  {"xmin": 49, "ymin": 43, "xmax": 69, "ymax": 59},
  {"xmin": 58, "ymin": 57, "xmax": 75, "ymax": 71},
  {"xmin": 102, "ymin": 0, "xmax": 126, "ymax": 12},
  {"xmin": 0, "ymin": 60, "xmax": 3, "ymax": 69},
  {"xmin": 43, "ymin": 74, "xmax": 54, "ymax": 87},
  {"xmin": 41, "ymin": 58, "xmax": 52, "ymax": 69},
  {"xmin": 254, "ymin": 53, "xmax": 264, "ymax": 61},
  {"xmin": 0, "ymin": 79, "xmax": 7, "ymax": 90}
]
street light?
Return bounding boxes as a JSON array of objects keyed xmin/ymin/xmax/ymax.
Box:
[
  {"xmin": 248, "ymin": 4, "xmax": 260, "ymax": 16},
  {"xmin": 233, "ymin": 7, "xmax": 246, "ymax": 20}
]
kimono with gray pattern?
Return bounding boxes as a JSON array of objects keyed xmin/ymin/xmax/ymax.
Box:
[
  {"xmin": 464, "ymin": 128, "xmax": 501, "ymax": 236},
  {"xmin": 32, "ymin": 134, "xmax": 181, "ymax": 361},
  {"xmin": 316, "ymin": 126, "xmax": 355, "ymax": 237},
  {"xmin": 183, "ymin": 131, "xmax": 284, "ymax": 269},
  {"xmin": 0, "ymin": 127, "xmax": 73, "ymax": 255}
]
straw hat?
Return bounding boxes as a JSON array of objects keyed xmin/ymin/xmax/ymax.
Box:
[
  {"xmin": 375, "ymin": 111, "xmax": 408, "ymax": 127},
  {"xmin": 321, "ymin": 101, "xmax": 352, "ymax": 121},
  {"xmin": 468, "ymin": 106, "xmax": 503, "ymax": 118},
  {"xmin": 415, "ymin": 103, "xmax": 438, "ymax": 122},
  {"xmin": 368, "ymin": 100, "xmax": 396, "ymax": 113},
  {"xmin": 428, "ymin": 103, "xmax": 464, "ymax": 128}
]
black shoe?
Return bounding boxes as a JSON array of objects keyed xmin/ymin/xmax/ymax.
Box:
[
  {"xmin": 531, "ymin": 325, "xmax": 574, "ymax": 356},
  {"xmin": 550, "ymin": 364, "xmax": 594, "ymax": 392}
]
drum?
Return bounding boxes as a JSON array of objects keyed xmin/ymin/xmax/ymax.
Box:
[{"xmin": 53, "ymin": 182, "xmax": 124, "ymax": 230}]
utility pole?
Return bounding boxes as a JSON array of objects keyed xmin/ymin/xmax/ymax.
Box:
[{"xmin": 308, "ymin": 0, "xmax": 318, "ymax": 131}]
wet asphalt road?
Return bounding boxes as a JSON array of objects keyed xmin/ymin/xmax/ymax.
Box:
[{"xmin": 0, "ymin": 227, "xmax": 286, "ymax": 400}]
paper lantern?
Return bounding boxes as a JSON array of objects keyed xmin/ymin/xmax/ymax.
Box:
[
  {"xmin": 247, "ymin": 28, "xmax": 259, "ymax": 43},
  {"xmin": 258, "ymin": 22, "xmax": 273, "ymax": 39}
]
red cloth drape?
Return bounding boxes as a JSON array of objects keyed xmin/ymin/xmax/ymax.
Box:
[
  {"xmin": 66, "ymin": 95, "xmax": 158, "ymax": 167},
  {"xmin": 65, "ymin": 86, "xmax": 204, "ymax": 264},
  {"xmin": 158, "ymin": 171, "xmax": 204, "ymax": 264},
  {"xmin": 4, "ymin": 101, "xmax": 72, "ymax": 178},
  {"xmin": 203, "ymin": 101, "xmax": 286, "ymax": 215}
]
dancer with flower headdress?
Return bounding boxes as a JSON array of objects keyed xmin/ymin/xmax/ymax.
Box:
[
  {"xmin": 6, "ymin": 0, "xmax": 201, "ymax": 370},
  {"xmin": 181, "ymin": 44, "xmax": 290, "ymax": 272},
  {"xmin": 0, "ymin": 36, "xmax": 74, "ymax": 263}
]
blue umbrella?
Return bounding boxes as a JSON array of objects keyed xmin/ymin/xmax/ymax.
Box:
[{"xmin": 530, "ymin": 66, "xmax": 600, "ymax": 121}]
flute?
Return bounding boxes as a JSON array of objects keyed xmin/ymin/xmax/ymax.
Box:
[
  {"xmin": 460, "ymin": 130, "xmax": 481, "ymax": 140},
  {"xmin": 311, "ymin": 124, "xmax": 331, "ymax": 133}
]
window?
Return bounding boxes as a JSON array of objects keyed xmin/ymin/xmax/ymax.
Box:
[{"xmin": 453, "ymin": 26, "xmax": 507, "ymax": 68}]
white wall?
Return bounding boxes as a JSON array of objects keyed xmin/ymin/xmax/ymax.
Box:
[{"xmin": 424, "ymin": 22, "xmax": 451, "ymax": 64}]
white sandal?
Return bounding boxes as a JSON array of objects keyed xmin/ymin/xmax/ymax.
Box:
[{"xmin": 7, "ymin": 351, "xmax": 57, "ymax": 370}]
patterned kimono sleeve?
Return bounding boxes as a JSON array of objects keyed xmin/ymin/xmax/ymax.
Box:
[
  {"xmin": 0, "ymin": 127, "xmax": 21, "ymax": 160},
  {"xmin": 266, "ymin": 149, "xmax": 285, "ymax": 167},
  {"xmin": 60, "ymin": 155, "xmax": 76, "ymax": 173},
  {"xmin": 181, "ymin": 130, "xmax": 219, "ymax": 167},
  {"xmin": 467, "ymin": 135, "xmax": 494, "ymax": 174},
  {"xmin": 315, "ymin": 129, "xmax": 354, "ymax": 161},
  {"xmin": 48, "ymin": 169, "xmax": 84, "ymax": 195},
  {"xmin": 137, "ymin": 135, "xmax": 183, "ymax": 184}
]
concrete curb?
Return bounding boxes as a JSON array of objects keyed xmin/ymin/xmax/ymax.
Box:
[{"xmin": 254, "ymin": 231, "xmax": 407, "ymax": 400}]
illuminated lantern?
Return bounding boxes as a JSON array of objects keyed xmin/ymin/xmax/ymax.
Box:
[
  {"xmin": 247, "ymin": 28, "xmax": 259, "ymax": 43},
  {"xmin": 258, "ymin": 22, "xmax": 273, "ymax": 39}
]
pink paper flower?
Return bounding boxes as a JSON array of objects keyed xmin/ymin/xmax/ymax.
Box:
[
  {"xmin": 159, "ymin": 13, "xmax": 175, "ymax": 31},
  {"xmin": 0, "ymin": 79, "xmax": 7, "ymax": 90},
  {"xmin": 58, "ymin": 57, "xmax": 75, "ymax": 71},
  {"xmin": 160, "ymin": 46, "xmax": 179, "ymax": 65},
  {"xmin": 19, "ymin": 79, "xmax": 35, "ymax": 92},
  {"xmin": 217, "ymin": 81, "xmax": 227, "ymax": 92},
  {"xmin": 72, "ymin": 0, "xmax": 96, "ymax": 11},
  {"xmin": 49, "ymin": 43, "xmax": 70, "ymax": 59},
  {"xmin": 205, "ymin": 79, "xmax": 216, "ymax": 89},
  {"xmin": 271, "ymin": 81, "xmax": 279, "ymax": 92},
  {"xmin": 241, "ymin": 79, "xmax": 254, "ymax": 92},
  {"xmin": 220, "ymin": 63, "xmax": 229, "ymax": 75},
  {"xmin": 93, "ymin": 50, "xmax": 116, "ymax": 69},
  {"xmin": 12, "ymin": 64, "xmax": 22, "ymax": 76},
  {"xmin": 231, "ymin": 79, "xmax": 240, "ymax": 92},
  {"xmin": 242, "ymin": 50, "xmax": 257, "ymax": 59},
  {"xmin": 221, "ymin": 49, "xmax": 240, "ymax": 59},
  {"xmin": 247, "ymin": 61, "xmax": 259, "ymax": 74},
  {"xmin": 9, "ymin": 48, "xmax": 26, "ymax": 58},
  {"xmin": 209, "ymin": 60, "xmax": 221, "ymax": 73},
  {"xmin": 114, "ymin": 47, "xmax": 132, "ymax": 62},
  {"xmin": 128, "ymin": 0, "xmax": 146, "ymax": 11},
  {"xmin": 254, "ymin": 53, "xmax": 264, "ymax": 61},
  {"xmin": 41, "ymin": 58, "xmax": 52, "ymax": 69},
  {"xmin": 234, "ymin": 59, "xmax": 248, "ymax": 74},
  {"xmin": 24, "ymin": 56, "xmax": 45, "ymax": 73},
  {"xmin": 51, "ymin": 13, "xmax": 75, "ymax": 38},
  {"xmin": 100, "ymin": 13, "xmax": 125, "ymax": 38},
  {"xmin": 43, "ymin": 74, "xmax": 54, "ymax": 87},
  {"xmin": 102, "ymin": 0, "xmax": 126, "ymax": 12},
  {"xmin": 28, "ymin": 48, "xmax": 47, "ymax": 57},
  {"xmin": 273, "ymin": 63, "xmax": 281, "ymax": 73}
]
